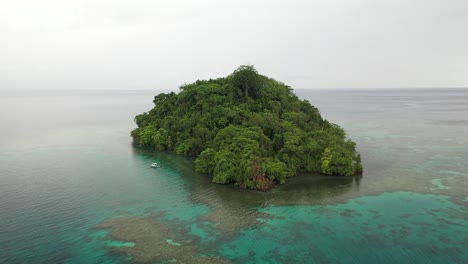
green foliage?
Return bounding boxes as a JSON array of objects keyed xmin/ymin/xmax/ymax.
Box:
[
  {"xmin": 320, "ymin": 145, "xmax": 356, "ymax": 176},
  {"xmin": 262, "ymin": 158, "xmax": 288, "ymax": 184},
  {"xmin": 131, "ymin": 65, "xmax": 362, "ymax": 189},
  {"xmin": 195, "ymin": 148, "xmax": 216, "ymax": 174},
  {"xmin": 232, "ymin": 65, "xmax": 263, "ymax": 99}
]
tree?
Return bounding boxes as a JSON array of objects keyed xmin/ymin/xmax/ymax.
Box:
[
  {"xmin": 320, "ymin": 146, "xmax": 356, "ymax": 176},
  {"xmin": 231, "ymin": 65, "xmax": 262, "ymax": 99}
]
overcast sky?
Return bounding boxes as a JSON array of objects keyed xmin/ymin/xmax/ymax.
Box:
[{"xmin": 2, "ymin": 0, "xmax": 468, "ymax": 90}]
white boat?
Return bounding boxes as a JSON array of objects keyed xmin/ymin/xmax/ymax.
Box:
[{"xmin": 151, "ymin": 163, "xmax": 160, "ymax": 168}]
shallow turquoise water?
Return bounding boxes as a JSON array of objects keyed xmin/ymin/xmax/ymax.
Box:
[
  {"xmin": 0, "ymin": 90, "xmax": 467, "ymax": 263},
  {"xmin": 221, "ymin": 192, "xmax": 467, "ymax": 263},
  {"xmin": 0, "ymin": 146, "xmax": 210, "ymax": 263}
]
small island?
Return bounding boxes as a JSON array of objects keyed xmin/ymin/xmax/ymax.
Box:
[{"xmin": 131, "ymin": 66, "xmax": 362, "ymax": 190}]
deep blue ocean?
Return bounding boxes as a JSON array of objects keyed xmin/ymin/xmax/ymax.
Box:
[{"xmin": 0, "ymin": 89, "xmax": 467, "ymax": 263}]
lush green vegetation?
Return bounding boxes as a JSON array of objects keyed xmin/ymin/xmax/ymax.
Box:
[{"xmin": 132, "ymin": 66, "xmax": 362, "ymax": 190}]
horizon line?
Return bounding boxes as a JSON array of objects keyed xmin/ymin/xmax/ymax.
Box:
[{"xmin": 1, "ymin": 87, "xmax": 468, "ymax": 93}]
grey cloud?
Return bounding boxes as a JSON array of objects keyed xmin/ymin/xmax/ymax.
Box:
[{"xmin": 2, "ymin": 0, "xmax": 468, "ymax": 90}]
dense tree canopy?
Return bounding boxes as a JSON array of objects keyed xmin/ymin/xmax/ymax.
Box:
[{"xmin": 131, "ymin": 66, "xmax": 362, "ymax": 190}]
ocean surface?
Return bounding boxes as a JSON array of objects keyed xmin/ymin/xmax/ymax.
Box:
[{"xmin": 0, "ymin": 89, "xmax": 467, "ymax": 263}]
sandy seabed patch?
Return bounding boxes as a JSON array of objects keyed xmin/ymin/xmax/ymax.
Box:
[{"xmin": 96, "ymin": 216, "xmax": 231, "ymax": 264}]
